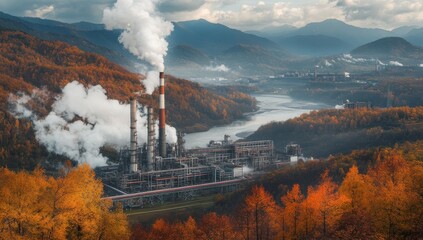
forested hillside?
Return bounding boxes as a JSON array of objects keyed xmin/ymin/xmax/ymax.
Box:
[
  {"xmin": 0, "ymin": 30, "xmax": 256, "ymax": 169},
  {"xmin": 248, "ymin": 107, "xmax": 423, "ymax": 157},
  {"xmin": 290, "ymin": 78, "xmax": 423, "ymax": 107},
  {"xmin": 133, "ymin": 142, "xmax": 423, "ymax": 239}
]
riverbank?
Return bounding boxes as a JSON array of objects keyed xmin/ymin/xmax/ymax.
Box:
[{"xmin": 185, "ymin": 93, "xmax": 329, "ymax": 148}]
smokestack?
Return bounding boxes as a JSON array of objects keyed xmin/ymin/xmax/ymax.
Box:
[
  {"xmin": 129, "ymin": 98, "xmax": 138, "ymax": 172},
  {"xmin": 147, "ymin": 106, "xmax": 154, "ymax": 171},
  {"xmin": 314, "ymin": 65, "xmax": 318, "ymax": 81},
  {"xmin": 159, "ymin": 71, "xmax": 167, "ymax": 158}
]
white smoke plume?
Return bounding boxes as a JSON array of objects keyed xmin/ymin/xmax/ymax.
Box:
[
  {"xmin": 205, "ymin": 64, "xmax": 231, "ymax": 72},
  {"xmin": 338, "ymin": 54, "xmax": 368, "ymax": 63},
  {"xmin": 389, "ymin": 61, "xmax": 403, "ymax": 66},
  {"xmin": 103, "ymin": 0, "xmax": 173, "ymax": 72},
  {"xmin": 8, "ymin": 93, "xmax": 33, "ymax": 118},
  {"xmin": 242, "ymin": 165, "xmax": 253, "ymax": 175},
  {"xmin": 143, "ymin": 71, "xmax": 160, "ymax": 95},
  {"xmin": 420, "ymin": 64, "xmax": 423, "ymax": 67},
  {"xmin": 323, "ymin": 60, "xmax": 332, "ymax": 67},
  {"xmin": 9, "ymin": 81, "xmax": 177, "ymax": 167},
  {"xmin": 335, "ymin": 104, "xmax": 345, "ymax": 109},
  {"xmin": 376, "ymin": 59, "xmax": 386, "ymax": 66}
]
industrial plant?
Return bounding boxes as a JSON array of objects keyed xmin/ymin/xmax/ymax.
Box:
[{"xmin": 95, "ymin": 72, "xmax": 281, "ymax": 208}]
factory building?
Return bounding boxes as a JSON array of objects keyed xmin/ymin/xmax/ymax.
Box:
[{"xmin": 96, "ymin": 71, "xmax": 276, "ymax": 208}]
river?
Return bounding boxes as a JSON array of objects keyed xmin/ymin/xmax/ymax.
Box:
[{"xmin": 184, "ymin": 94, "xmax": 330, "ymax": 148}]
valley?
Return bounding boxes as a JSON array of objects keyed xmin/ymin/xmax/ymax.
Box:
[{"xmin": 185, "ymin": 93, "xmax": 328, "ymax": 148}]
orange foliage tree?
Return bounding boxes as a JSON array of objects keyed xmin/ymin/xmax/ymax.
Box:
[
  {"xmin": 238, "ymin": 185, "xmax": 280, "ymax": 240},
  {"xmin": 368, "ymin": 150, "xmax": 422, "ymax": 238},
  {"xmin": 0, "ymin": 164, "xmax": 130, "ymax": 239},
  {"xmin": 281, "ymin": 184, "xmax": 304, "ymax": 239}
]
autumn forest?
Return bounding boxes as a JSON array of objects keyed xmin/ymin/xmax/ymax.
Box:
[
  {"xmin": 2, "ymin": 144, "xmax": 421, "ymax": 239},
  {"xmin": 132, "ymin": 146, "xmax": 423, "ymax": 240}
]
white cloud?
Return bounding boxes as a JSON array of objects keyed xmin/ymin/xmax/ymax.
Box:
[
  {"xmin": 163, "ymin": 0, "xmax": 423, "ymax": 31},
  {"xmin": 334, "ymin": 0, "xmax": 423, "ymax": 29},
  {"xmin": 419, "ymin": 63, "xmax": 423, "ymax": 67},
  {"xmin": 158, "ymin": 0, "xmax": 206, "ymax": 13},
  {"xmin": 24, "ymin": 5, "xmax": 54, "ymax": 18},
  {"xmin": 2, "ymin": 0, "xmax": 423, "ymax": 31}
]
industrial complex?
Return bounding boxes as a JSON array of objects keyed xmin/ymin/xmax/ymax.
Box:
[{"xmin": 96, "ymin": 72, "xmax": 296, "ymax": 208}]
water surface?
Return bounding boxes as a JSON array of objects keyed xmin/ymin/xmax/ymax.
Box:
[{"xmin": 185, "ymin": 94, "xmax": 328, "ymax": 148}]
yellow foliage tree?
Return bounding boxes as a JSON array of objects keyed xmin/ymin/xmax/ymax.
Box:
[
  {"xmin": 281, "ymin": 184, "xmax": 304, "ymax": 239},
  {"xmin": 0, "ymin": 164, "xmax": 130, "ymax": 240},
  {"xmin": 306, "ymin": 171, "xmax": 349, "ymax": 238},
  {"xmin": 243, "ymin": 185, "xmax": 280, "ymax": 240},
  {"xmin": 368, "ymin": 150, "xmax": 422, "ymax": 239}
]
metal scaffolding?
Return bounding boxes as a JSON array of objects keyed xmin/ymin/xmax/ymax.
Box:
[{"xmin": 96, "ymin": 138, "xmax": 275, "ymax": 208}]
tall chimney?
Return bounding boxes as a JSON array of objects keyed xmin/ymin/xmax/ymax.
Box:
[
  {"xmin": 314, "ymin": 65, "xmax": 318, "ymax": 81},
  {"xmin": 129, "ymin": 98, "xmax": 138, "ymax": 172},
  {"xmin": 159, "ymin": 71, "xmax": 167, "ymax": 158},
  {"xmin": 147, "ymin": 106, "xmax": 154, "ymax": 171}
]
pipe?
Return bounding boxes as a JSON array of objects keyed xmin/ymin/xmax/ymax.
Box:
[
  {"xmin": 159, "ymin": 71, "xmax": 166, "ymax": 158},
  {"xmin": 129, "ymin": 98, "xmax": 138, "ymax": 173},
  {"xmin": 147, "ymin": 106, "xmax": 154, "ymax": 171}
]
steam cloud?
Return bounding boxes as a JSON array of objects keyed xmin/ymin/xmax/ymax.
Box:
[
  {"xmin": 205, "ymin": 64, "xmax": 231, "ymax": 72},
  {"xmin": 10, "ymin": 81, "xmax": 177, "ymax": 167},
  {"xmin": 335, "ymin": 104, "xmax": 345, "ymax": 109},
  {"xmin": 389, "ymin": 61, "xmax": 403, "ymax": 67},
  {"xmin": 103, "ymin": 0, "xmax": 173, "ymax": 97},
  {"xmin": 143, "ymin": 71, "xmax": 160, "ymax": 95},
  {"xmin": 323, "ymin": 60, "xmax": 332, "ymax": 67},
  {"xmin": 103, "ymin": 0, "xmax": 173, "ymax": 72},
  {"xmin": 242, "ymin": 165, "xmax": 253, "ymax": 175}
]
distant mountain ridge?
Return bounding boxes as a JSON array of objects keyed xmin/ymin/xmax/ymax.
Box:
[
  {"xmin": 169, "ymin": 19, "xmax": 279, "ymax": 56},
  {"xmin": 405, "ymin": 28, "xmax": 423, "ymax": 47},
  {"xmin": 254, "ymin": 19, "xmax": 423, "ymax": 57},
  {"xmin": 292, "ymin": 19, "xmax": 391, "ymax": 46},
  {"xmin": 278, "ymin": 34, "xmax": 350, "ymax": 57},
  {"xmin": 167, "ymin": 45, "xmax": 210, "ymax": 66},
  {"xmin": 1, "ymin": 11, "xmax": 423, "ymax": 75},
  {"xmin": 351, "ymin": 37, "xmax": 423, "ymax": 59},
  {"xmin": 0, "ymin": 12, "xmax": 287, "ymax": 76},
  {"xmin": 0, "ymin": 11, "xmax": 136, "ymax": 70}
]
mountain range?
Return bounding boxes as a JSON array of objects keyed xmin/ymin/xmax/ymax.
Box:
[
  {"xmin": 1, "ymin": 11, "xmax": 422, "ymax": 78},
  {"xmin": 253, "ymin": 19, "xmax": 423, "ymax": 57}
]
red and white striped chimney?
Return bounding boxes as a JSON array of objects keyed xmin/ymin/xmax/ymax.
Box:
[{"xmin": 158, "ymin": 71, "xmax": 166, "ymax": 158}]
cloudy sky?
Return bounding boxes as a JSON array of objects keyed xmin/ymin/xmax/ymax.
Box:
[{"xmin": 1, "ymin": 0, "xmax": 422, "ymax": 30}]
